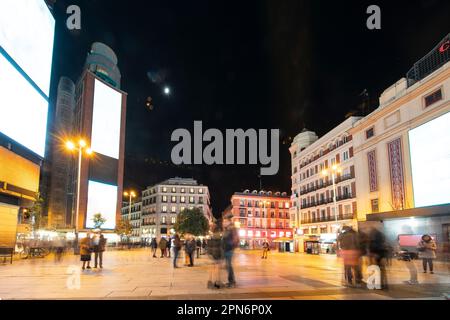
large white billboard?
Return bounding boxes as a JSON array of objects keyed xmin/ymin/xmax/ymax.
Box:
[
  {"xmin": 0, "ymin": 0, "xmax": 55, "ymax": 96},
  {"xmin": 0, "ymin": 54, "xmax": 48, "ymax": 156},
  {"xmin": 409, "ymin": 112, "xmax": 450, "ymax": 208},
  {"xmin": 86, "ymin": 180, "xmax": 118, "ymax": 230},
  {"xmin": 91, "ymin": 79, "xmax": 122, "ymax": 159}
]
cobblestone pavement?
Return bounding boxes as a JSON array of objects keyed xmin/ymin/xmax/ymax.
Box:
[{"xmin": 0, "ymin": 248, "xmax": 448, "ymax": 300}]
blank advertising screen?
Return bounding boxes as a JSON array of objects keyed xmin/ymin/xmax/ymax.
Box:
[
  {"xmin": 86, "ymin": 180, "xmax": 118, "ymax": 230},
  {"xmin": 91, "ymin": 79, "xmax": 122, "ymax": 159},
  {"xmin": 0, "ymin": 0, "xmax": 55, "ymax": 96},
  {"xmin": 0, "ymin": 54, "xmax": 49, "ymax": 156},
  {"xmin": 408, "ymin": 111, "xmax": 450, "ymax": 208}
]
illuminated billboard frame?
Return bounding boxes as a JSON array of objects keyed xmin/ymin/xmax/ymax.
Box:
[
  {"xmin": 408, "ymin": 111, "xmax": 450, "ymax": 208},
  {"xmin": 91, "ymin": 79, "xmax": 122, "ymax": 159},
  {"xmin": 85, "ymin": 180, "xmax": 118, "ymax": 230}
]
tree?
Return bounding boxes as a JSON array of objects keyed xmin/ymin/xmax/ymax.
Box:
[
  {"xmin": 115, "ymin": 218, "xmax": 133, "ymax": 236},
  {"xmin": 29, "ymin": 192, "xmax": 47, "ymax": 230},
  {"xmin": 174, "ymin": 208, "xmax": 209, "ymax": 236},
  {"xmin": 91, "ymin": 213, "xmax": 107, "ymax": 229}
]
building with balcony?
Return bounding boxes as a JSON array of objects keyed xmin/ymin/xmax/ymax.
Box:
[
  {"xmin": 140, "ymin": 177, "xmax": 212, "ymax": 242},
  {"xmin": 289, "ymin": 117, "xmax": 362, "ymax": 253},
  {"xmin": 350, "ymin": 34, "xmax": 450, "ymax": 254},
  {"xmin": 225, "ymin": 190, "xmax": 292, "ymax": 252},
  {"xmin": 120, "ymin": 200, "xmax": 142, "ymax": 242}
]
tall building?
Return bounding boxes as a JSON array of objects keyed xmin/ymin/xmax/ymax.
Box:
[
  {"xmin": 140, "ymin": 178, "xmax": 212, "ymax": 241},
  {"xmin": 120, "ymin": 200, "xmax": 142, "ymax": 242},
  {"xmin": 45, "ymin": 43, "xmax": 126, "ymax": 230},
  {"xmin": 225, "ymin": 190, "xmax": 292, "ymax": 251},
  {"xmin": 46, "ymin": 77, "xmax": 76, "ymax": 228},
  {"xmin": 289, "ymin": 117, "xmax": 362, "ymax": 253},
  {"xmin": 0, "ymin": 1, "xmax": 55, "ymax": 244},
  {"xmin": 351, "ymin": 34, "xmax": 450, "ymax": 253}
]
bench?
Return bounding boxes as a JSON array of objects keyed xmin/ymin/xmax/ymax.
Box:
[{"xmin": 0, "ymin": 247, "xmax": 13, "ymax": 264}]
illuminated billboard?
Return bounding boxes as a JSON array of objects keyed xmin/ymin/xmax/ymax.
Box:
[
  {"xmin": 0, "ymin": 0, "xmax": 55, "ymax": 96},
  {"xmin": 86, "ymin": 180, "xmax": 118, "ymax": 230},
  {"xmin": 409, "ymin": 112, "xmax": 450, "ymax": 207},
  {"xmin": 91, "ymin": 79, "xmax": 122, "ymax": 159},
  {"xmin": 0, "ymin": 54, "xmax": 48, "ymax": 156}
]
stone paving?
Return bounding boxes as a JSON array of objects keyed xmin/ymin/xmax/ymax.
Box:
[{"xmin": 0, "ymin": 248, "xmax": 449, "ymax": 300}]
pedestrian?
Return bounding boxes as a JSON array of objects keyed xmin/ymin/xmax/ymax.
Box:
[
  {"xmin": 173, "ymin": 233, "xmax": 182, "ymax": 268},
  {"xmin": 261, "ymin": 240, "xmax": 270, "ymax": 259},
  {"xmin": 150, "ymin": 238, "xmax": 157, "ymax": 257},
  {"xmin": 94, "ymin": 234, "xmax": 107, "ymax": 268},
  {"xmin": 417, "ymin": 234, "xmax": 437, "ymax": 274},
  {"xmin": 202, "ymin": 239, "xmax": 207, "ymax": 255},
  {"xmin": 159, "ymin": 237, "xmax": 168, "ymax": 258},
  {"xmin": 196, "ymin": 238, "xmax": 202, "ymax": 258},
  {"xmin": 207, "ymin": 223, "xmax": 225, "ymax": 289},
  {"xmin": 185, "ymin": 236, "xmax": 196, "ymax": 266},
  {"xmin": 337, "ymin": 226, "xmax": 363, "ymax": 287},
  {"xmin": 53, "ymin": 236, "xmax": 65, "ymax": 263},
  {"xmin": 222, "ymin": 215, "xmax": 239, "ymax": 287},
  {"xmin": 368, "ymin": 227, "xmax": 390, "ymax": 288},
  {"xmin": 80, "ymin": 233, "xmax": 92, "ymax": 270},
  {"xmin": 166, "ymin": 236, "xmax": 172, "ymax": 257}
]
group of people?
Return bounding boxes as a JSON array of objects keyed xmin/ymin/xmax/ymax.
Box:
[
  {"xmin": 149, "ymin": 235, "xmax": 207, "ymax": 266},
  {"xmin": 79, "ymin": 232, "xmax": 107, "ymax": 270},
  {"xmin": 336, "ymin": 225, "xmax": 438, "ymax": 288}
]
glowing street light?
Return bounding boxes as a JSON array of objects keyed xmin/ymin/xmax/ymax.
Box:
[
  {"xmin": 163, "ymin": 86, "xmax": 170, "ymax": 95},
  {"xmin": 65, "ymin": 138, "xmax": 93, "ymax": 254},
  {"xmin": 123, "ymin": 190, "xmax": 136, "ymax": 219}
]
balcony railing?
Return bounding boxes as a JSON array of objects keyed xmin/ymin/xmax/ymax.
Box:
[
  {"xmin": 300, "ymin": 213, "xmax": 355, "ymax": 224},
  {"xmin": 299, "ymin": 174, "xmax": 354, "ymax": 196},
  {"xmin": 301, "ymin": 193, "xmax": 355, "ymax": 209}
]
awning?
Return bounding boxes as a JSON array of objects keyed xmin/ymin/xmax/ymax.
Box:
[{"xmin": 366, "ymin": 203, "xmax": 450, "ymax": 221}]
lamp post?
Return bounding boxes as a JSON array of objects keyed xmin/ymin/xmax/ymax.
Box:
[
  {"xmin": 322, "ymin": 164, "xmax": 341, "ymax": 234},
  {"xmin": 123, "ymin": 190, "xmax": 136, "ymax": 243},
  {"xmin": 66, "ymin": 139, "xmax": 92, "ymax": 254}
]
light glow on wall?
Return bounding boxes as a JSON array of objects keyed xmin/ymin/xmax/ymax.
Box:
[
  {"xmin": 0, "ymin": 0, "xmax": 55, "ymax": 96},
  {"xmin": 91, "ymin": 79, "xmax": 122, "ymax": 159},
  {"xmin": 408, "ymin": 112, "xmax": 450, "ymax": 207},
  {"xmin": 0, "ymin": 54, "xmax": 48, "ymax": 156},
  {"xmin": 86, "ymin": 180, "xmax": 118, "ymax": 230}
]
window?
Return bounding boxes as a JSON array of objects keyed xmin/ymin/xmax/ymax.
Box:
[
  {"xmin": 162, "ymin": 195, "xmax": 167, "ymax": 202},
  {"xmin": 366, "ymin": 127, "xmax": 375, "ymax": 139},
  {"xmin": 171, "ymin": 206, "xmax": 176, "ymax": 213},
  {"xmin": 320, "ymin": 227, "xmax": 327, "ymax": 233},
  {"xmin": 162, "ymin": 187, "xmax": 167, "ymax": 192},
  {"xmin": 180, "ymin": 188, "xmax": 185, "ymax": 193},
  {"xmin": 162, "ymin": 205, "xmax": 167, "ymax": 213},
  {"xmin": 161, "ymin": 216, "xmax": 166, "ymax": 224},
  {"xmin": 270, "ymin": 221, "xmax": 276, "ymax": 228},
  {"xmin": 343, "ymin": 151, "xmax": 349, "ymax": 161},
  {"xmin": 171, "ymin": 216, "xmax": 176, "ymax": 224},
  {"xmin": 344, "ymin": 204, "xmax": 352, "ymax": 215},
  {"xmin": 371, "ymin": 199, "xmax": 379, "ymax": 213},
  {"xmin": 180, "ymin": 196, "xmax": 186, "ymax": 203},
  {"xmin": 180, "ymin": 206, "xmax": 185, "ymax": 212},
  {"xmin": 171, "ymin": 187, "xmax": 176, "ymax": 193},
  {"xmin": 189, "ymin": 188, "xmax": 195, "ymax": 193},
  {"xmin": 171, "ymin": 196, "xmax": 177, "ymax": 202},
  {"xmin": 248, "ymin": 220, "xmax": 252, "ymax": 227},
  {"xmin": 198, "ymin": 196, "xmax": 203, "ymax": 204},
  {"xmin": 270, "ymin": 212, "xmax": 275, "ymax": 218},
  {"xmin": 199, "ymin": 188, "xmax": 204, "ymax": 194},
  {"xmin": 189, "ymin": 196, "xmax": 195, "ymax": 203},
  {"xmin": 424, "ymin": 88, "xmax": 442, "ymax": 108}
]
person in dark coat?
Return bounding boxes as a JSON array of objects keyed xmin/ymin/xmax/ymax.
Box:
[
  {"xmin": 337, "ymin": 226, "xmax": 363, "ymax": 287},
  {"xmin": 207, "ymin": 223, "xmax": 224, "ymax": 289},
  {"xmin": 185, "ymin": 236, "xmax": 196, "ymax": 266},
  {"xmin": 159, "ymin": 237, "xmax": 168, "ymax": 257},
  {"xmin": 167, "ymin": 236, "xmax": 172, "ymax": 258},
  {"xmin": 80, "ymin": 233, "xmax": 92, "ymax": 270},
  {"xmin": 196, "ymin": 238, "xmax": 202, "ymax": 258},
  {"xmin": 150, "ymin": 238, "xmax": 158, "ymax": 258},
  {"xmin": 417, "ymin": 234, "xmax": 437, "ymax": 274},
  {"xmin": 173, "ymin": 234, "xmax": 182, "ymax": 268},
  {"xmin": 222, "ymin": 215, "xmax": 239, "ymax": 287},
  {"xmin": 94, "ymin": 234, "xmax": 107, "ymax": 268}
]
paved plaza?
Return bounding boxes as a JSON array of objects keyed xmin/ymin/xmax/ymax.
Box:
[{"xmin": 0, "ymin": 249, "xmax": 449, "ymax": 300}]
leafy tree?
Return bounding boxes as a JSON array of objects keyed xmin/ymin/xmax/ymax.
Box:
[
  {"xmin": 174, "ymin": 208, "xmax": 209, "ymax": 236},
  {"xmin": 29, "ymin": 193, "xmax": 47, "ymax": 230},
  {"xmin": 92, "ymin": 213, "xmax": 107, "ymax": 229},
  {"xmin": 115, "ymin": 218, "xmax": 133, "ymax": 237}
]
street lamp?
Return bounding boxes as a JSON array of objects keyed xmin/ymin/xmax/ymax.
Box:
[
  {"xmin": 123, "ymin": 190, "xmax": 136, "ymax": 219},
  {"xmin": 322, "ymin": 164, "xmax": 342, "ymax": 233},
  {"xmin": 66, "ymin": 138, "xmax": 92, "ymax": 254}
]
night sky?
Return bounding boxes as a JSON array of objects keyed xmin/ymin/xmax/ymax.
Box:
[{"xmin": 47, "ymin": 0, "xmax": 450, "ymax": 216}]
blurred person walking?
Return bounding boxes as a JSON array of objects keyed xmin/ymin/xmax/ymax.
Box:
[
  {"xmin": 337, "ymin": 226, "xmax": 363, "ymax": 287},
  {"xmin": 173, "ymin": 233, "xmax": 182, "ymax": 268},
  {"xmin": 150, "ymin": 238, "xmax": 158, "ymax": 258},
  {"xmin": 207, "ymin": 223, "xmax": 225, "ymax": 289},
  {"xmin": 53, "ymin": 236, "xmax": 66, "ymax": 263},
  {"xmin": 368, "ymin": 227, "xmax": 390, "ymax": 289},
  {"xmin": 167, "ymin": 236, "xmax": 172, "ymax": 258},
  {"xmin": 94, "ymin": 234, "xmax": 107, "ymax": 268},
  {"xmin": 80, "ymin": 233, "xmax": 92, "ymax": 270},
  {"xmin": 261, "ymin": 240, "xmax": 270, "ymax": 259},
  {"xmin": 196, "ymin": 238, "xmax": 202, "ymax": 258},
  {"xmin": 186, "ymin": 236, "xmax": 196, "ymax": 266},
  {"xmin": 222, "ymin": 215, "xmax": 239, "ymax": 287},
  {"xmin": 159, "ymin": 237, "xmax": 168, "ymax": 258},
  {"xmin": 202, "ymin": 239, "xmax": 207, "ymax": 255},
  {"xmin": 417, "ymin": 234, "xmax": 437, "ymax": 274}
]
